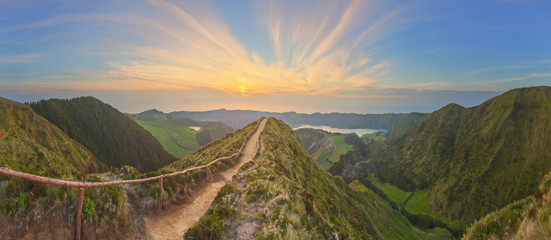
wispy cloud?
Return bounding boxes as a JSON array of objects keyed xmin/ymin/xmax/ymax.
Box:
[
  {"xmin": 0, "ymin": 54, "xmax": 42, "ymax": 63},
  {"xmin": 479, "ymin": 72, "xmax": 551, "ymax": 84},
  {"xmin": 464, "ymin": 65, "xmax": 532, "ymax": 76},
  {"xmin": 4, "ymin": 0, "xmax": 410, "ymax": 95}
]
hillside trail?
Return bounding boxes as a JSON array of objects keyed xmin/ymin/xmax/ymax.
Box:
[{"xmin": 144, "ymin": 119, "xmax": 267, "ymax": 240}]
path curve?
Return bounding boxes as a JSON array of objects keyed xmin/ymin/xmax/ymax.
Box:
[
  {"xmin": 317, "ymin": 138, "xmax": 336, "ymax": 164},
  {"xmin": 144, "ymin": 119, "xmax": 267, "ymax": 240}
]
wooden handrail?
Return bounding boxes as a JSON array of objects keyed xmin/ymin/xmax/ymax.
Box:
[{"xmin": 0, "ymin": 118, "xmax": 264, "ymax": 240}]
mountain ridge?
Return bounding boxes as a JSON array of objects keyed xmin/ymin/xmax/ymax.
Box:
[
  {"xmin": 370, "ymin": 86, "xmax": 551, "ymax": 223},
  {"xmin": 28, "ymin": 97, "xmax": 177, "ymax": 172}
]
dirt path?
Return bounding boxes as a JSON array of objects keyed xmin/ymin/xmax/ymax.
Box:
[{"xmin": 144, "ymin": 119, "xmax": 267, "ymax": 240}]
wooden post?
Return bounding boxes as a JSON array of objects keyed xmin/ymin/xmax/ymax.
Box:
[
  {"xmin": 158, "ymin": 178, "xmax": 163, "ymax": 211},
  {"xmin": 75, "ymin": 188, "xmax": 84, "ymax": 240}
]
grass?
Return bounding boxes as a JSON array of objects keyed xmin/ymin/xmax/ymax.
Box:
[
  {"xmin": 149, "ymin": 119, "xmax": 201, "ymax": 149},
  {"xmin": 405, "ymin": 190, "xmax": 463, "ymax": 230},
  {"xmin": 367, "ymin": 176, "xmax": 411, "ymax": 206},
  {"xmin": 361, "ymin": 133, "xmax": 386, "ymax": 143},
  {"xmin": 137, "ymin": 121, "xmax": 195, "ymax": 158},
  {"xmin": 185, "ymin": 118, "xmax": 453, "ymax": 240},
  {"xmin": 316, "ymin": 132, "xmax": 354, "ymax": 170}
]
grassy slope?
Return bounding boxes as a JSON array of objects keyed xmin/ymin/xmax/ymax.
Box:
[
  {"xmin": 28, "ymin": 97, "xmax": 176, "ymax": 172},
  {"xmin": 137, "ymin": 121, "xmax": 194, "ymax": 158},
  {"xmin": 367, "ymin": 176, "xmax": 411, "ymax": 206},
  {"xmin": 463, "ymin": 171, "xmax": 551, "ymax": 239},
  {"xmin": 0, "ymin": 97, "xmax": 107, "ymax": 179},
  {"xmin": 318, "ymin": 132, "xmax": 354, "ymax": 170},
  {"xmin": 185, "ymin": 118, "xmax": 452, "ymax": 240},
  {"xmin": 164, "ymin": 120, "xmax": 259, "ymax": 171},
  {"xmin": 0, "ymin": 97, "xmax": 132, "ymax": 239},
  {"xmin": 372, "ymin": 86, "xmax": 551, "ymax": 223}
]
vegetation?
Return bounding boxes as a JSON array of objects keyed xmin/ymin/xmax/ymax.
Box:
[
  {"xmin": 126, "ymin": 108, "xmax": 167, "ymax": 121},
  {"xmin": 137, "ymin": 121, "xmax": 195, "ymax": 158},
  {"xmin": 463, "ymin": 171, "xmax": 551, "ymax": 239},
  {"xmin": 129, "ymin": 109, "xmax": 234, "ymax": 158},
  {"xmin": 328, "ymin": 133, "xmax": 367, "ymax": 177},
  {"xmin": 28, "ymin": 97, "xmax": 177, "ymax": 172},
  {"xmin": 370, "ymin": 86, "xmax": 551, "ymax": 224},
  {"xmin": 195, "ymin": 121, "xmax": 234, "ymax": 146},
  {"xmin": 165, "ymin": 120, "xmax": 258, "ymax": 170},
  {"xmin": 366, "ymin": 175, "xmax": 411, "ymax": 206},
  {"xmin": 185, "ymin": 117, "xmax": 453, "ymax": 239},
  {"xmin": 361, "ymin": 132, "xmax": 387, "ymax": 143},
  {"xmin": 0, "ymin": 97, "xmax": 132, "ymax": 239},
  {"xmin": 170, "ymin": 109, "xmax": 420, "ymax": 129},
  {"xmin": 295, "ymin": 128, "xmax": 332, "ymax": 159}
]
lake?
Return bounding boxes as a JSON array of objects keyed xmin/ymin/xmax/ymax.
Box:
[
  {"xmin": 293, "ymin": 125, "xmax": 386, "ymax": 136},
  {"xmin": 188, "ymin": 126, "xmax": 201, "ymax": 131}
]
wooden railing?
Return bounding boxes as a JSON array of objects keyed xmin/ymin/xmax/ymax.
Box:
[{"xmin": 0, "ymin": 119, "xmax": 263, "ymax": 240}]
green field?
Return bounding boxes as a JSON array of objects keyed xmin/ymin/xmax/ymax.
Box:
[
  {"xmin": 367, "ymin": 176, "xmax": 411, "ymax": 205},
  {"xmin": 316, "ymin": 132, "xmax": 354, "ymax": 170},
  {"xmin": 366, "ymin": 176, "xmax": 463, "ymax": 231},
  {"xmin": 137, "ymin": 121, "xmax": 196, "ymax": 159},
  {"xmin": 149, "ymin": 119, "xmax": 201, "ymax": 149},
  {"xmin": 361, "ymin": 133, "xmax": 386, "ymax": 143},
  {"xmin": 404, "ymin": 190, "xmax": 463, "ymax": 230}
]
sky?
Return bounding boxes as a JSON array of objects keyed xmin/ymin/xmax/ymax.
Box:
[{"xmin": 1, "ymin": 0, "xmax": 550, "ymax": 114}]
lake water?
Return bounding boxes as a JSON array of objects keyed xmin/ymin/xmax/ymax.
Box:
[
  {"xmin": 293, "ymin": 125, "xmax": 386, "ymax": 136},
  {"xmin": 188, "ymin": 126, "xmax": 201, "ymax": 131}
]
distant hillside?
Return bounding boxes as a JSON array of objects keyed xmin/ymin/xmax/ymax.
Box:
[
  {"xmin": 28, "ymin": 97, "xmax": 177, "ymax": 172},
  {"xmin": 370, "ymin": 86, "xmax": 551, "ymax": 223},
  {"xmin": 0, "ymin": 97, "xmax": 107, "ymax": 178},
  {"xmin": 130, "ymin": 111, "xmax": 234, "ymax": 158},
  {"xmin": 169, "ymin": 109, "xmax": 420, "ymax": 129},
  {"xmin": 463, "ymin": 171, "xmax": 551, "ymax": 239},
  {"xmin": 195, "ymin": 121, "xmax": 234, "ymax": 146},
  {"xmin": 295, "ymin": 128, "xmax": 332, "ymax": 158},
  {"xmin": 185, "ymin": 118, "xmax": 453, "ymax": 239},
  {"xmin": 127, "ymin": 109, "xmax": 168, "ymax": 121}
]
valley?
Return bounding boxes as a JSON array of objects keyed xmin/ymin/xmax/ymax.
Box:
[{"xmin": 1, "ymin": 86, "xmax": 550, "ymax": 239}]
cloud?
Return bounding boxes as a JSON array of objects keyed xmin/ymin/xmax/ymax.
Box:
[
  {"xmin": 2, "ymin": 0, "xmax": 412, "ymax": 96},
  {"xmin": 464, "ymin": 65, "xmax": 532, "ymax": 76},
  {"xmin": 0, "ymin": 54, "xmax": 42, "ymax": 63}
]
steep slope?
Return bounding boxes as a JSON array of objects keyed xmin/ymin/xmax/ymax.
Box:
[
  {"xmin": 462, "ymin": 171, "xmax": 551, "ymax": 239},
  {"xmin": 295, "ymin": 128, "xmax": 332, "ymax": 159},
  {"xmin": 371, "ymin": 86, "xmax": 551, "ymax": 223},
  {"xmin": 0, "ymin": 97, "xmax": 134, "ymax": 239},
  {"xmin": 0, "ymin": 96, "xmax": 107, "ymax": 178},
  {"xmin": 195, "ymin": 121, "xmax": 234, "ymax": 146},
  {"xmin": 185, "ymin": 118, "xmax": 452, "ymax": 239},
  {"xmin": 28, "ymin": 97, "xmax": 177, "ymax": 172}
]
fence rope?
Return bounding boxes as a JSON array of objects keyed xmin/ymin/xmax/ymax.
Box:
[{"xmin": 0, "ymin": 118, "xmax": 264, "ymax": 240}]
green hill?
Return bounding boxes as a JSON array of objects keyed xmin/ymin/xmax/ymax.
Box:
[
  {"xmin": 28, "ymin": 97, "xmax": 177, "ymax": 172},
  {"xmin": 462, "ymin": 171, "xmax": 551, "ymax": 239},
  {"xmin": 170, "ymin": 109, "xmax": 419, "ymax": 129},
  {"xmin": 0, "ymin": 97, "xmax": 134, "ymax": 239},
  {"xmin": 126, "ymin": 108, "xmax": 168, "ymax": 121},
  {"xmin": 185, "ymin": 118, "xmax": 453, "ymax": 239},
  {"xmin": 370, "ymin": 86, "xmax": 551, "ymax": 224},
  {"xmin": 195, "ymin": 121, "xmax": 234, "ymax": 146},
  {"xmin": 0, "ymin": 96, "xmax": 107, "ymax": 179},
  {"xmin": 130, "ymin": 111, "xmax": 234, "ymax": 158},
  {"xmin": 295, "ymin": 128, "xmax": 333, "ymax": 159}
]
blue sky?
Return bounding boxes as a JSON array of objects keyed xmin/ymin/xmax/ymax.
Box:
[{"xmin": 1, "ymin": 0, "xmax": 550, "ymax": 113}]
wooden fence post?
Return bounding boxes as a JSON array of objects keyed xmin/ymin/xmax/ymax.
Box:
[
  {"xmin": 158, "ymin": 178, "xmax": 163, "ymax": 211},
  {"xmin": 75, "ymin": 188, "xmax": 84, "ymax": 240}
]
